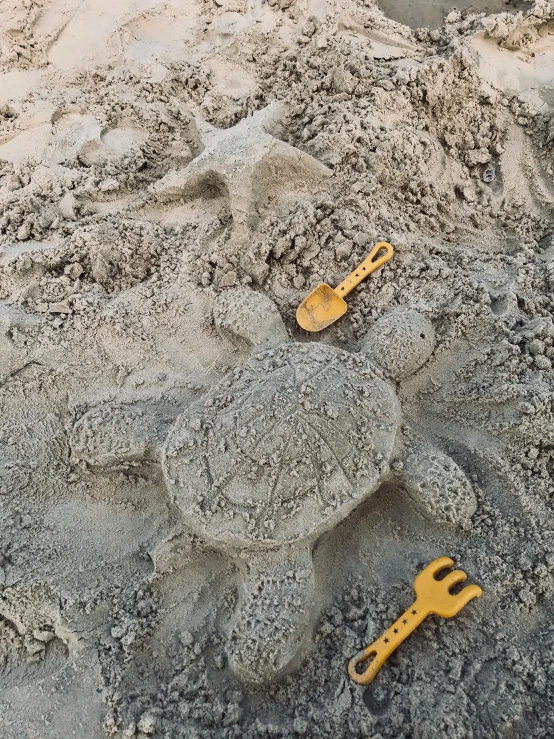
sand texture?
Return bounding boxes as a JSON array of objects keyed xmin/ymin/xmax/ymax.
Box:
[{"xmin": 2, "ymin": 0, "xmax": 554, "ymax": 736}]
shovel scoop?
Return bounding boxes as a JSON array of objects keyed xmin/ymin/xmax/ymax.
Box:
[{"xmin": 296, "ymin": 242, "xmax": 394, "ymax": 332}]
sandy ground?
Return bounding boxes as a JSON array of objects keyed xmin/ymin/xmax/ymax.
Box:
[
  {"xmin": 379, "ymin": 0, "xmax": 523, "ymax": 30},
  {"xmin": 1, "ymin": 0, "xmax": 554, "ymax": 737}
]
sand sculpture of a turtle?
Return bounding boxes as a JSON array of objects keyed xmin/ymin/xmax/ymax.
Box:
[{"xmin": 71, "ymin": 289, "xmax": 477, "ymax": 684}]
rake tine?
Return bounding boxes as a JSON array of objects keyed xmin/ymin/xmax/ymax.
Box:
[
  {"xmin": 426, "ymin": 556, "xmax": 455, "ymax": 578},
  {"xmin": 415, "ymin": 557, "xmax": 454, "ymax": 589},
  {"xmin": 451, "ymin": 583, "xmax": 483, "ymax": 611},
  {"xmin": 441, "ymin": 570, "xmax": 468, "ymax": 592}
]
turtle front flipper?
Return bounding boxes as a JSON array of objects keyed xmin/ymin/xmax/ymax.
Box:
[
  {"xmin": 71, "ymin": 403, "xmax": 176, "ymax": 469},
  {"xmin": 227, "ymin": 545, "xmax": 316, "ymax": 684},
  {"xmin": 213, "ymin": 288, "xmax": 288, "ymax": 348},
  {"xmin": 394, "ymin": 441, "xmax": 477, "ymax": 525}
]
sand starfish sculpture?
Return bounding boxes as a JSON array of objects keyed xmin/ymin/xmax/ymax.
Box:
[{"xmin": 150, "ymin": 103, "xmax": 331, "ymax": 278}]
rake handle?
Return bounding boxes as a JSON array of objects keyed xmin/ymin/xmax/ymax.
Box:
[
  {"xmin": 347, "ymin": 598, "xmax": 428, "ymax": 686},
  {"xmin": 334, "ymin": 242, "xmax": 394, "ymax": 298},
  {"xmin": 348, "ymin": 558, "xmax": 483, "ymax": 686}
]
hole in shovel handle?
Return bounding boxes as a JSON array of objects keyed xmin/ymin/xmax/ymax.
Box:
[
  {"xmin": 358, "ymin": 241, "xmax": 395, "ymax": 278},
  {"xmin": 370, "ymin": 243, "xmax": 393, "ymax": 262}
]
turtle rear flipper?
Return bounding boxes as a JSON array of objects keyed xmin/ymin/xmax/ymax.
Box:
[
  {"xmin": 396, "ymin": 442, "xmax": 477, "ymax": 525},
  {"xmin": 227, "ymin": 546, "xmax": 315, "ymax": 684}
]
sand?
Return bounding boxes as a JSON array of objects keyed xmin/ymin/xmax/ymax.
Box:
[{"xmin": 1, "ymin": 0, "xmax": 554, "ymax": 736}]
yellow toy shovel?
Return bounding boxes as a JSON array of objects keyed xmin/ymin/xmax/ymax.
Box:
[
  {"xmin": 296, "ymin": 241, "xmax": 394, "ymax": 332},
  {"xmin": 348, "ymin": 557, "xmax": 482, "ymax": 685}
]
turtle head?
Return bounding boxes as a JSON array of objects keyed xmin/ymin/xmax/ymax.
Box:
[
  {"xmin": 213, "ymin": 287, "xmax": 288, "ymax": 349},
  {"xmin": 360, "ymin": 307, "xmax": 435, "ymax": 381}
]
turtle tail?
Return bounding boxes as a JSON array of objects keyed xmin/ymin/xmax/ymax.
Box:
[{"xmin": 226, "ymin": 545, "xmax": 316, "ymax": 684}]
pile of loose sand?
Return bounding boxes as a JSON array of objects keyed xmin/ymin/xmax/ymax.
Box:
[{"xmin": 2, "ymin": 0, "xmax": 554, "ymax": 737}]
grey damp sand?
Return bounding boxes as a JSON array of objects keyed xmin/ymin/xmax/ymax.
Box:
[{"xmin": 1, "ymin": 1, "xmax": 554, "ymax": 737}]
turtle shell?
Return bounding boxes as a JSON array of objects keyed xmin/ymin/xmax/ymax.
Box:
[{"xmin": 162, "ymin": 342, "xmax": 400, "ymax": 549}]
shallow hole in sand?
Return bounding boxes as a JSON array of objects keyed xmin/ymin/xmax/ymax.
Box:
[{"xmin": 363, "ymin": 685, "xmax": 393, "ymax": 715}]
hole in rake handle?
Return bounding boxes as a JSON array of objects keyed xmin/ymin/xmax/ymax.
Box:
[{"xmin": 353, "ymin": 650, "xmax": 378, "ymax": 675}]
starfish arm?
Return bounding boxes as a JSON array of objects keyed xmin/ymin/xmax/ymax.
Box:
[{"xmin": 150, "ymin": 160, "xmax": 228, "ymax": 202}]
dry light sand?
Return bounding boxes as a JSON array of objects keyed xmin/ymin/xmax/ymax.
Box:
[{"xmin": 2, "ymin": 0, "xmax": 554, "ymax": 737}]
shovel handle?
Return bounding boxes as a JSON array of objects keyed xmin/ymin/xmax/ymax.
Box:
[{"xmin": 334, "ymin": 242, "xmax": 394, "ymax": 298}]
